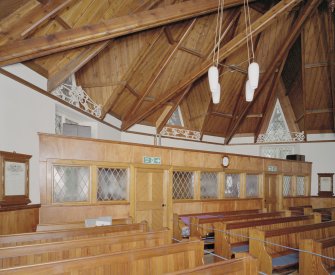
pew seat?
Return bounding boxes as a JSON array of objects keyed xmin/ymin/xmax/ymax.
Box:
[{"xmin": 250, "ymin": 221, "xmax": 335, "ymax": 274}]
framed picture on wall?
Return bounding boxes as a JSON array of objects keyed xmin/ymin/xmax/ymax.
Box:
[
  {"xmin": 0, "ymin": 151, "xmax": 31, "ymax": 207},
  {"xmin": 318, "ymin": 173, "xmax": 334, "ymax": 197}
]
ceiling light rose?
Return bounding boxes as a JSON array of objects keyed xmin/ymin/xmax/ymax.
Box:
[
  {"xmin": 248, "ymin": 62, "xmax": 259, "ymax": 89},
  {"xmin": 208, "ymin": 66, "xmax": 219, "ymax": 92},
  {"xmin": 212, "ymin": 83, "xmax": 221, "ymax": 104},
  {"xmin": 245, "ymin": 80, "xmax": 254, "ymax": 102}
]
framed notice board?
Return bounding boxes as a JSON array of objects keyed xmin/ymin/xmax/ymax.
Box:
[{"xmin": 0, "ymin": 151, "xmax": 31, "ymax": 207}]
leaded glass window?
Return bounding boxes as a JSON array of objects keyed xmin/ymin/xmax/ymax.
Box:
[
  {"xmin": 296, "ymin": 176, "xmax": 305, "ymax": 196},
  {"xmin": 53, "ymin": 166, "xmax": 89, "ymax": 202},
  {"xmin": 200, "ymin": 172, "xmax": 218, "ymax": 199},
  {"xmin": 97, "ymin": 168, "xmax": 128, "ymax": 201},
  {"xmin": 246, "ymin": 174, "xmax": 259, "ymax": 197},
  {"xmin": 173, "ymin": 171, "xmax": 194, "ymax": 199},
  {"xmin": 225, "ymin": 174, "xmax": 240, "ymax": 198},
  {"xmin": 283, "ymin": 176, "xmax": 292, "ymax": 197}
]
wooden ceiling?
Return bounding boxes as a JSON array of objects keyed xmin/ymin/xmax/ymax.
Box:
[{"xmin": 0, "ymin": 0, "xmax": 334, "ymax": 144}]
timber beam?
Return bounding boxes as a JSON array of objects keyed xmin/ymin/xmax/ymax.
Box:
[{"xmin": 0, "ymin": 0, "xmax": 256, "ymax": 66}]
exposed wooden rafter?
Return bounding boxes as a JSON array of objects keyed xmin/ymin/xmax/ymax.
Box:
[
  {"xmin": 224, "ymin": 0, "xmax": 321, "ymax": 144},
  {"xmin": 0, "ymin": 0, "xmax": 256, "ymax": 66},
  {"xmin": 0, "ymin": 0, "xmax": 74, "ymax": 46},
  {"xmin": 120, "ymin": 19, "xmax": 197, "ymax": 122},
  {"xmin": 122, "ymin": 0, "xmax": 301, "ymax": 131}
]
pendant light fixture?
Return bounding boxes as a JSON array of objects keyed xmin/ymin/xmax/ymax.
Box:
[
  {"xmin": 208, "ymin": 0, "xmax": 224, "ymax": 104},
  {"xmin": 244, "ymin": 0, "xmax": 259, "ymax": 99},
  {"xmin": 245, "ymin": 80, "xmax": 254, "ymax": 102}
]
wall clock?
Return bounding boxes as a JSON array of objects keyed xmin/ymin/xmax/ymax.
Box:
[{"xmin": 222, "ymin": 156, "xmax": 230, "ymax": 167}]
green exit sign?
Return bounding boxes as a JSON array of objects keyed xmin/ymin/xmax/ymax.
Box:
[
  {"xmin": 268, "ymin": 165, "xmax": 278, "ymax": 172},
  {"xmin": 143, "ymin": 156, "xmax": 161, "ymax": 165}
]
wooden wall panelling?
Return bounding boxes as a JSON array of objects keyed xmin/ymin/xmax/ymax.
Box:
[
  {"xmin": 0, "ymin": 205, "xmax": 40, "ymax": 234},
  {"xmin": 263, "ymin": 158, "xmax": 283, "ymax": 173},
  {"xmin": 39, "ymin": 204, "xmax": 129, "ymax": 224}
]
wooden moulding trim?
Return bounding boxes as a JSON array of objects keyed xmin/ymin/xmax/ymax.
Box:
[
  {"xmin": 0, "ymin": 204, "xmax": 41, "ymax": 212},
  {"xmin": 42, "ymin": 201, "xmax": 130, "ymax": 207},
  {"xmin": 226, "ymin": 215, "xmax": 311, "ymax": 230},
  {"xmin": 265, "ymin": 221, "xmax": 335, "ymax": 237},
  {"xmin": 0, "ymin": 68, "xmax": 119, "ymax": 131}
]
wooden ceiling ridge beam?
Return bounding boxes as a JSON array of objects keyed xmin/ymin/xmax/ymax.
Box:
[
  {"xmin": 121, "ymin": 19, "xmax": 197, "ymax": 122},
  {"xmin": 122, "ymin": 0, "xmax": 299, "ymax": 131},
  {"xmin": 0, "ymin": 0, "xmax": 256, "ymax": 66},
  {"xmin": 101, "ymin": 29, "xmax": 165, "ymax": 116},
  {"xmin": 224, "ymin": 0, "xmax": 321, "ymax": 145},
  {"xmin": 156, "ymin": 84, "xmax": 193, "ymax": 134},
  {"xmin": 0, "ymin": 0, "xmax": 75, "ymax": 46}
]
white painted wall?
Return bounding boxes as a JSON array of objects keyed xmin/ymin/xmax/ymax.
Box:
[
  {"xmin": 0, "ymin": 65, "xmax": 121, "ymax": 203},
  {"xmin": 0, "ymin": 71, "xmax": 54, "ymax": 203}
]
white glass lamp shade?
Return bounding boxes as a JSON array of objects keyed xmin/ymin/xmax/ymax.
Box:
[
  {"xmin": 212, "ymin": 83, "xmax": 221, "ymax": 104},
  {"xmin": 248, "ymin": 62, "xmax": 259, "ymax": 89},
  {"xmin": 208, "ymin": 66, "xmax": 219, "ymax": 92},
  {"xmin": 245, "ymin": 80, "xmax": 255, "ymax": 102}
]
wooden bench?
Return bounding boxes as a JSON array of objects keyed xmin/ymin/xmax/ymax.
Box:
[
  {"xmin": 313, "ymin": 207, "xmax": 335, "ymax": 222},
  {"xmin": 249, "ymin": 221, "xmax": 335, "ymax": 274},
  {"xmin": 0, "ymin": 229, "xmax": 170, "ymax": 269},
  {"xmin": 288, "ymin": 205, "xmax": 313, "ymax": 215},
  {"xmin": 214, "ymin": 213, "xmax": 321, "ymax": 259},
  {"xmin": 0, "ymin": 240, "xmax": 204, "ymax": 275},
  {"xmin": 300, "ymin": 237, "xmax": 335, "ymax": 275},
  {"xmin": 167, "ymin": 256, "xmax": 258, "ymax": 274},
  {"xmin": 173, "ymin": 209, "xmax": 270, "ymax": 243},
  {"xmin": 0, "ymin": 221, "xmax": 148, "ymax": 248},
  {"xmin": 189, "ymin": 211, "xmax": 288, "ymax": 239},
  {"xmin": 36, "ymin": 217, "xmax": 133, "ymax": 231}
]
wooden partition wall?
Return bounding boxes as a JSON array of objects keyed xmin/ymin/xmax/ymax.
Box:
[{"xmin": 39, "ymin": 134, "xmax": 312, "ymax": 229}]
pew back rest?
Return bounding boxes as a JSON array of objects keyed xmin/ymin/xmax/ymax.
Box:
[
  {"xmin": 0, "ymin": 229, "xmax": 171, "ymax": 269},
  {"xmin": 0, "ymin": 222, "xmax": 148, "ymax": 248},
  {"xmin": 264, "ymin": 221, "xmax": 335, "ymax": 254},
  {"xmin": 0, "ymin": 240, "xmax": 204, "ymax": 275},
  {"xmin": 36, "ymin": 217, "xmax": 133, "ymax": 231}
]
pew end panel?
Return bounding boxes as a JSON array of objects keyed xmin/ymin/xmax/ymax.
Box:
[{"xmin": 249, "ymin": 228, "xmax": 273, "ymax": 275}]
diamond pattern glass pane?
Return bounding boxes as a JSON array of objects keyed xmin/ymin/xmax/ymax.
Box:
[
  {"xmin": 200, "ymin": 172, "xmax": 218, "ymax": 199},
  {"xmin": 283, "ymin": 176, "xmax": 292, "ymax": 197},
  {"xmin": 53, "ymin": 166, "xmax": 89, "ymax": 202},
  {"xmin": 225, "ymin": 174, "xmax": 240, "ymax": 198},
  {"xmin": 246, "ymin": 174, "xmax": 259, "ymax": 197},
  {"xmin": 173, "ymin": 171, "xmax": 194, "ymax": 199},
  {"xmin": 97, "ymin": 168, "xmax": 128, "ymax": 201},
  {"xmin": 296, "ymin": 176, "xmax": 305, "ymax": 196}
]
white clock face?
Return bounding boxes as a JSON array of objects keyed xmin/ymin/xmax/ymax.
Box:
[{"xmin": 222, "ymin": 156, "xmax": 229, "ymax": 167}]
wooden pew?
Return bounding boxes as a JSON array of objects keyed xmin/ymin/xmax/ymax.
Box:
[
  {"xmin": 0, "ymin": 229, "xmax": 170, "ymax": 268},
  {"xmin": 173, "ymin": 210, "xmax": 282, "ymax": 241},
  {"xmin": 288, "ymin": 205, "xmax": 313, "ymax": 215},
  {"xmin": 36, "ymin": 217, "xmax": 133, "ymax": 231},
  {"xmin": 0, "ymin": 221, "xmax": 147, "ymax": 248},
  {"xmin": 0, "ymin": 240, "xmax": 205, "ymax": 275},
  {"xmin": 214, "ymin": 213, "xmax": 321, "ymax": 259},
  {"xmin": 249, "ymin": 221, "xmax": 335, "ymax": 275},
  {"xmin": 167, "ymin": 256, "xmax": 258, "ymax": 275},
  {"xmin": 189, "ymin": 211, "xmax": 288, "ymax": 239},
  {"xmin": 313, "ymin": 207, "xmax": 335, "ymax": 222},
  {"xmin": 300, "ymin": 237, "xmax": 335, "ymax": 275}
]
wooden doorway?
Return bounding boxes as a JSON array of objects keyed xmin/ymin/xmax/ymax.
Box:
[
  {"xmin": 135, "ymin": 167, "xmax": 169, "ymax": 230},
  {"xmin": 264, "ymin": 174, "xmax": 279, "ymax": 212}
]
